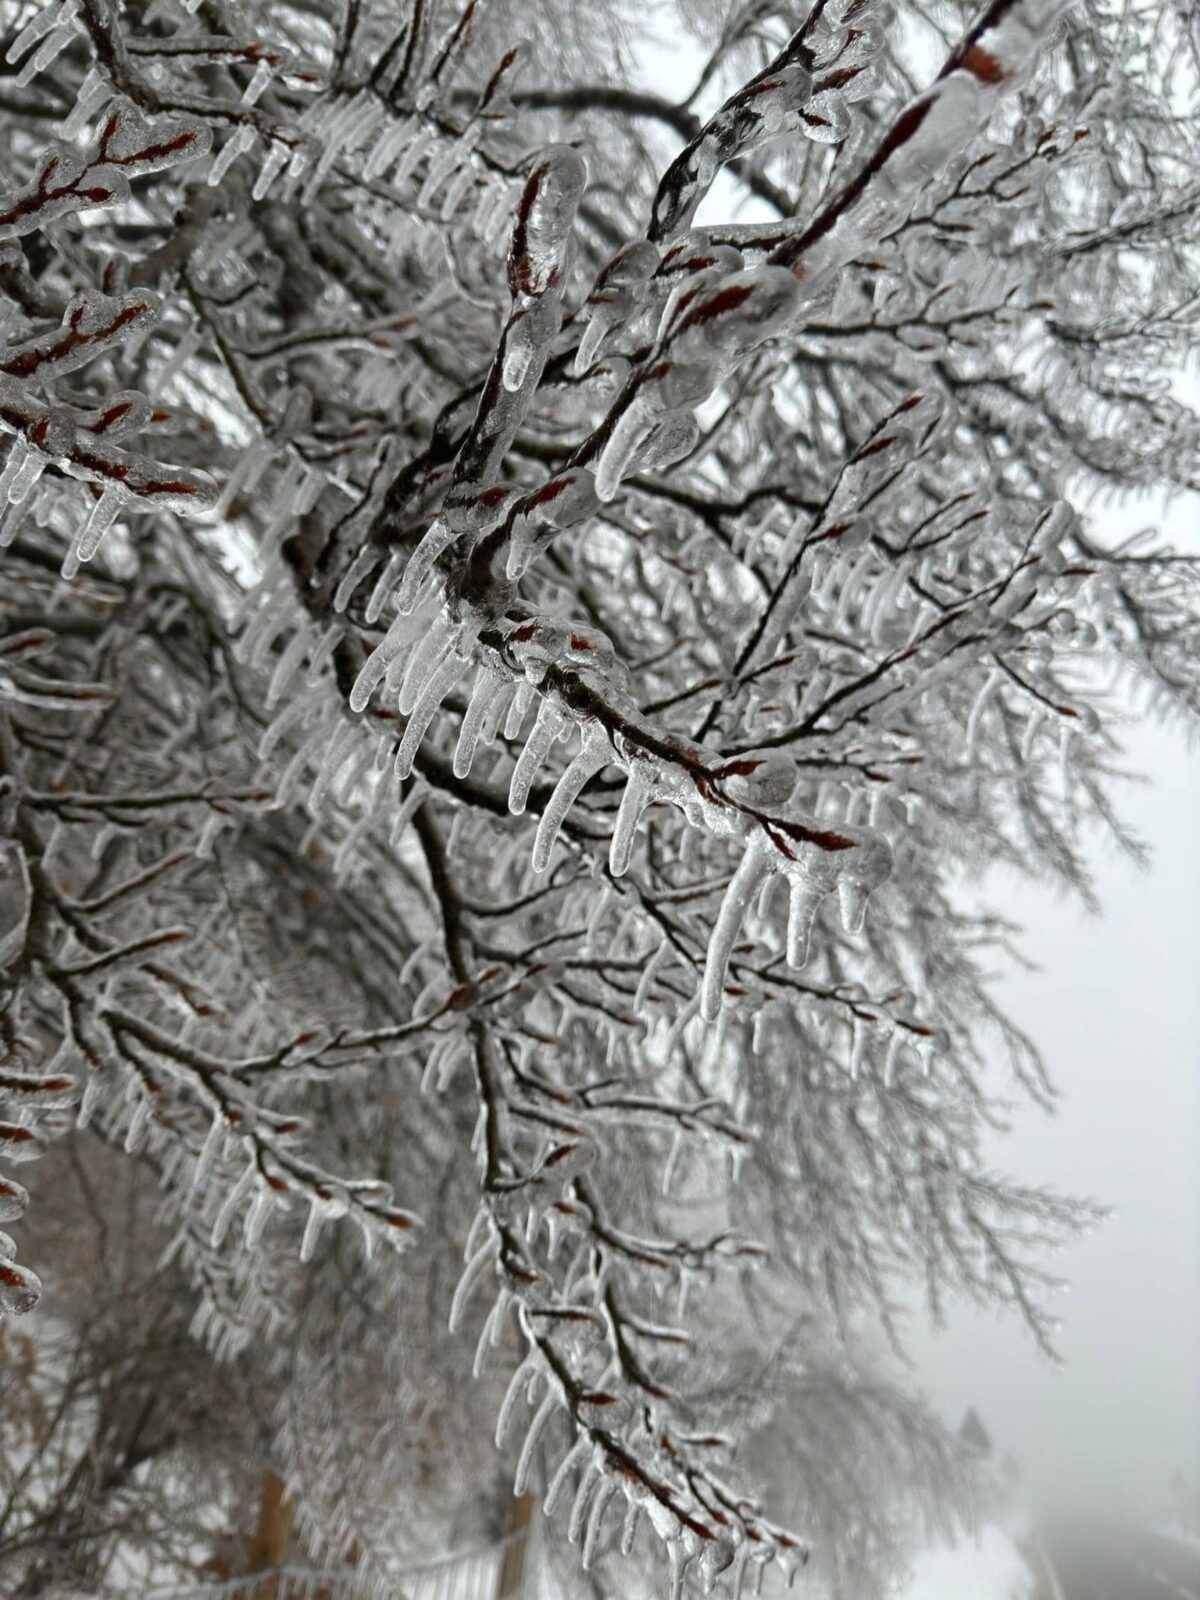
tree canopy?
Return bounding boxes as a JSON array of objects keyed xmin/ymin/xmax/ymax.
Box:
[{"xmin": 1, "ymin": 0, "xmax": 1198, "ymax": 1594}]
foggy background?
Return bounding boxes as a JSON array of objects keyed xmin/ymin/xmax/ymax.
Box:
[
  {"xmin": 912, "ymin": 710, "xmax": 1200, "ymax": 1522},
  {"xmin": 910, "ymin": 482, "xmax": 1200, "ymax": 1527}
]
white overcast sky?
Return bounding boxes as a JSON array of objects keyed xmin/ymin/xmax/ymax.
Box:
[{"xmin": 911, "ymin": 702, "xmax": 1200, "ymax": 1521}]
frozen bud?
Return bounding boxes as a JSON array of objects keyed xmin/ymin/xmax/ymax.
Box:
[
  {"xmin": 505, "ymin": 467, "xmax": 599, "ymax": 577},
  {"xmin": 801, "ymin": 91, "xmax": 852, "ymax": 144},
  {"xmin": 642, "ymin": 360, "xmax": 716, "ymax": 413},
  {"xmin": 0, "ymin": 1121, "xmax": 47, "ymax": 1163},
  {"xmin": 0, "ymin": 1257, "xmax": 40, "ymax": 1317},
  {"xmin": 508, "ymin": 145, "xmax": 588, "ymax": 300},
  {"xmin": 576, "ymin": 1390, "xmax": 630, "ymax": 1427},
  {"xmin": 540, "ymin": 1138, "xmax": 597, "ymax": 1183},
  {"xmin": 447, "ymin": 481, "xmax": 521, "ymax": 535},
  {"xmin": 659, "ymin": 239, "xmax": 746, "ymax": 281},
  {"xmin": 631, "ymin": 412, "xmax": 700, "ymax": 474},
  {"xmin": 667, "ymin": 268, "xmax": 800, "ymax": 361},
  {"xmin": 505, "ymin": 615, "xmax": 572, "ymax": 681},
  {"xmin": 0, "ymin": 1174, "xmax": 30, "ymax": 1223},
  {"xmin": 712, "ymin": 750, "xmax": 800, "ymax": 809},
  {"xmin": 597, "ymin": 238, "xmax": 660, "ymax": 289},
  {"xmin": 563, "ymin": 623, "xmax": 618, "ymax": 673},
  {"xmin": 700, "ymin": 1536, "xmax": 737, "ymax": 1585}
]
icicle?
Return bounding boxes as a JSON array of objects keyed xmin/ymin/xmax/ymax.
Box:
[
  {"xmin": 397, "ymin": 615, "xmax": 451, "ymax": 715},
  {"xmin": 531, "ymin": 734, "xmax": 609, "ymax": 871},
  {"xmin": 584, "ymin": 881, "xmax": 613, "ymax": 950},
  {"xmin": 208, "ymin": 124, "xmax": 256, "ymax": 186},
  {"xmin": 259, "ymin": 691, "xmax": 314, "ymax": 761},
  {"xmin": 0, "ymin": 499, "xmax": 25, "ymax": 549},
  {"xmin": 472, "ymin": 1298, "xmax": 499, "ymax": 1378},
  {"xmin": 123, "ymin": 1096, "xmax": 149, "ymax": 1153},
  {"xmin": 508, "ymin": 700, "xmax": 565, "ymax": 815},
  {"xmin": 265, "ymin": 626, "xmax": 313, "ymax": 709},
  {"xmin": 544, "ymin": 1434, "xmax": 589, "ymax": 1517},
  {"xmin": 70, "ymin": 484, "xmax": 124, "ymax": 567},
  {"xmin": 668, "ymin": 1538, "xmax": 688, "ymax": 1600},
  {"xmin": 633, "ymin": 937, "xmax": 666, "ymax": 1013},
  {"xmin": 495, "ymin": 1356, "xmax": 536, "ymax": 1448},
  {"xmin": 394, "ymin": 650, "xmax": 464, "ymax": 779},
  {"xmin": 568, "ymin": 1460, "xmax": 598, "ymax": 1545},
  {"xmin": 837, "ymin": 875, "xmax": 869, "ymax": 933},
  {"xmin": 395, "ymin": 519, "xmax": 454, "ymax": 614},
  {"xmin": 363, "ymin": 118, "xmax": 409, "ymax": 181},
  {"xmin": 514, "ymin": 1390, "xmax": 558, "ymax": 1495},
  {"xmin": 701, "ymin": 841, "xmax": 771, "ymax": 1020},
  {"xmin": 621, "ymin": 1499, "xmax": 640, "ymax": 1556},
  {"xmin": 964, "ymin": 667, "xmax": 1000, "ymax": 761},
  {"xmin": 883, "ymin": 1026, "xmax": 904, "ymax": 1087},
  {"xmin": 252, "ymin": 140, "xmax": 290, "ymax": 200},
  {"xmin": 334, "ymin": 545, "xmax": 379, "ymax": 612},
  {"xmin": 503, "ymin": 679, "xmax": 535, "ymax": 741},
  {"xmin": 847, "ymin": 1017, "xmax": 868, "ymax": 1079},
  {"xmin": 306, "ymin": 623, "xmax": 343, "ymax": 685},
  {"xmin": 6, "ymin": 1, "xmax": 66, "ymax": 66},
  {"xmin": 0, "ymin": 439, "xmax": 31, "ymax": 503},
  {"xmin": 389, "ymin": 782, "xmax": 426, "ymax": 847},
  {"xmin": 348, "ymin": 614, "xmax": 408, "ymax": 713},
  {"xmin": 211, "ymin": 1161, "xmax": 256, "ymax": 1247},
  {"xmin": 13, "ymin": 0, "xmax": 80, "ymax": 87},
  {"xmin": 582, "ymin": 1478, "xmax": 616, "ymax": 1570},
  {"xmin": 609, "ymin": 765, "xmax": 651, "ymax": 877},
  {"xmin": 454, "ymin": 666, "xmax": 504, "ymax": 777},
  {"xmin": 1020, "ymin": 704, "xmax": 1045, "ymax": 762},
  {"xmin": 364, "ymin": 549, "xmax": 405, "ymax": 624},
  {"xmin": 309, "ymin": 720, "xmax": 358, "ymax": 808},
  {"xmin": 574, "ymin": 309, "xmax": 609, "ymax": 376},
  {"xmin": 243, "ymin": 1186, "xmax": 272, "ymax": 1250},
  {"xmin": 449, "ymin": 1236, "xmax": 496, "ymax": 1333},
  {"xmin": 595, "ymin": 398, "xmax": 653, "ymax": 503},
  {"xmin": 299, "ymin": 1196, "xmax": 326, "ymax": 1262},
  {"xmin": 242, "ymin": 58, "xmax": 272, "ymax": 106},
  {"xmin": 75, "ymin": 1073, "xmax": 102, "ymax": 1130},
  {"xmin": 786, "ymin": 880, "xmax": 820, "ymax": 968},
  {"xmin": 150, "ymin": 324, "xmax": 201, "ymax": 401},
  {"xmin": 5, "ymin": 444, "xmax": 45, "ymax": 507}
]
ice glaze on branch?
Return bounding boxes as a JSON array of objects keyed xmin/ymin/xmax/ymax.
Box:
[{"xmin": 1, "ymin": 0, "xmax": 1188, "ymax": 1590}]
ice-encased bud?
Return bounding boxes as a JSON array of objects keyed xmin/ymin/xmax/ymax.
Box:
[
  {"xmin": 507, "ymin": 144, "xmax": 588, "ymax": 300},
  {"xmin": 713, "ymin": 750, "xmax": 800, "ymax": 809},
  {"xmin": 667, "ymin": 268, "xmax": 800, "ymax": 361}
]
